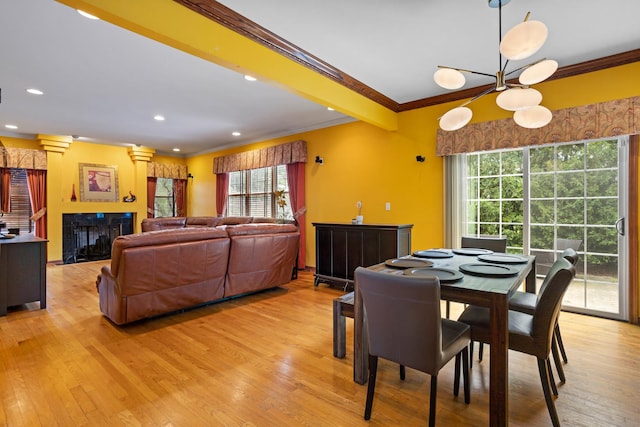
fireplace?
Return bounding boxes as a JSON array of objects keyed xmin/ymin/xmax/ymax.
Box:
[{"xmin": 63, "ymin": 213, "xmax": 134, "ymax": 264}]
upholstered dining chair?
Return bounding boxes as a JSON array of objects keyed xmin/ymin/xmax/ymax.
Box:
[
  {"xmin": 461, "ymin": 236, "xmax": 508, "ymax": 253},
  {"xmin": 508, "ymin": 247, "xmax": 579, "ymax": 382},
  {"xmin": 446, "ymin": 236, "xmax": 509, "ymax": 319},
  {"xmin": 457, "ymin": 257, "xmax": 576, "ymax": 427},
  {"xmin": 355, "ymin": 267, "xmax": 471, "ymax": 427}
]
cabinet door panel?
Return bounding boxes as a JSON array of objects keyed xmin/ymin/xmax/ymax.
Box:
[{"xmin": 346, "ymin": 230, "xmax": 363, "ymax": 280}]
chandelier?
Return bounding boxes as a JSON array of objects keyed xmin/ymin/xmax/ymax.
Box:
[{"xmin": 435, "ymin": 0, "xmax": 557, "ymax": 131}]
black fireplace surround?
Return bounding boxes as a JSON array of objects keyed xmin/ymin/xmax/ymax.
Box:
[{"xmin": 63, "ymin": 213, "xmax": 134, "ymax": 264}]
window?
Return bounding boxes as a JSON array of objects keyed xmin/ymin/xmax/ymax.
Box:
[
  {"xmin": 1, "ymin": 169, "xmax": 33, "ymax": 234},
  {"xmin": 460, "ymin": 137, "xmax": 627, "ymax": 319},
  {"xmin": 227, "ymin": 165, "xmax": 292, "ymax": 219},
  {"xmin": 154, "ymin": 177, "xmax": 175, "ymax": 217}
]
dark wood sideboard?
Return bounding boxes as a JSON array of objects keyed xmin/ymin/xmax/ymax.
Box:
[
  {"xmin": 313, "ymin": 223, "xmax": 413, "ymax": 288},
  {"xmin": 0, "ymin": 234, "xmax": 48, "ymax": 316}
]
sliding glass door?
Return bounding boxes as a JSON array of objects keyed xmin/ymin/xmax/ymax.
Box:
[{"xmin": 463, "ymin": 137, "xmax": 628, "ymax": 320}]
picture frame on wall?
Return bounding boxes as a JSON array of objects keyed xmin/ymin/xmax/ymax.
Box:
[{"xmin": 79, "ymin": 163, "xmax": 119, "ymax": 202}]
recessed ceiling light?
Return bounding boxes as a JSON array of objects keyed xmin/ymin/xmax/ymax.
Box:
[
  {"xmin": 172, "ymin": 148, "xmax": 180, "ymax": 152},
  {"xmin": 232, "ymin": 131, "xmax": 241, "ymax": 136},
  {"xmin": 77, "ymin": 10, "xmax": 99, "ymax": 20},
  {"xmin": 154, "ymin": 115, "xmax": 165, "ymax": 121},
  {"xmin": 5, "ymin": 124, "xmax": 18, "ymax": 129},
  {"xmin": 244, "ymin": 75, "xmax": 257, "ymax": 82},
  {"xmin": 26, "ymin": 88, "xmax": 43, "ymax": 95},
  {"xmin": 327, "ymin": 107, "xmax": 335, "ymax": 111}
]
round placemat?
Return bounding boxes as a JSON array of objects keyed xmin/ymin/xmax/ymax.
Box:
[
  {"xmin": 459, "ymin": 263, "xmax": 519, "ymax": 277},
  {"xmin": 403, "ymin": 267, "xmax": 464, "ymax": 283},
  {"xmin": 385, "ymin": 258, "xmax": 434, "ymax": 269},
  {"xmin": 413, "ymin": 249, "xmax": 454, "ymax": 259}
]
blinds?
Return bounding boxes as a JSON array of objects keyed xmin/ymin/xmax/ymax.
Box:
[{"xmin": 1, "ymin": 169, "xmax": 32, "ymax": 233}]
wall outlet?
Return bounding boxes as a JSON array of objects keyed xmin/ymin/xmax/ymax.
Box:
[
  {"xmin": 356, "ymin": 201, "xmax": 362, "ymax": 209},
  {"xmin": 385, "ymin": 202, "xmax": 391, "ymax": 211}
]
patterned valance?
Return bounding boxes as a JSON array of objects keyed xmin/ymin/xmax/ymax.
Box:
[
  {"xmin": 436, "ymin": 96, "xmax": 640, "ymax": 156},
  {"xmin": 213, "ymin": 140, "xmax": 307, "ymax": 174},
  {"xmin": 147, "ymin": 162, "xmax": 188, "ymax": 179},
  {"xmin": 0, "ymin": 147, "xmax": 47, "ymax": 170}
]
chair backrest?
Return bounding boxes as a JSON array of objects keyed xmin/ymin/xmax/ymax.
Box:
[
  {"xmin": 532, "ymin": 257, "xmax": 576, "ymax": 357},
  {"xmin": 561, "ymin": 247, "xmax": 579, "ymax": 266},
  {"xmin": 355, "ymin": 267, "xmax": 443, "ymax": 376},
  {"xmin": 461, "ymin": 236, "xmax": 507, "ymax": 253}
]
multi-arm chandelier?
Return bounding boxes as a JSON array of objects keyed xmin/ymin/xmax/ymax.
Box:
[{"xmin": 435, "ymin": 0, "xmax": 557, "ymax": 131}]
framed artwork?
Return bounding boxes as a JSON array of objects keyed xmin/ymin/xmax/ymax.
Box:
[{"xmin": 79, "ymin": 163, "xmax": 119, "ymax": 202}]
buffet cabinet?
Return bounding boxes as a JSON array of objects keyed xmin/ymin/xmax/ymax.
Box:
[{"xmin": 313, "ymin": 223, "xmax": 413, "ymax": 288}]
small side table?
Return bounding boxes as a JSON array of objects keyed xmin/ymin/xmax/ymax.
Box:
[{"xmin": 333, "ymin": 291, "xmax": 354, "ymax": 358}]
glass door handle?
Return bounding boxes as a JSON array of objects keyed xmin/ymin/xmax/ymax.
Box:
[{"xmin": 615, "ymin": 217, "xmax": 625, "ymax": 236}]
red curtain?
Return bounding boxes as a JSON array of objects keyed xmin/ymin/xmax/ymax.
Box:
[
  {"xmin": 174, "ymin": 179, "xmax": 187, "ymax": 217},
  {"xmin": 147, "ymin": 177, "xmax": 157, "ymax": 218},
  {"xmin": 1, "ymin": 168, "xmax": 11, "ymax": 212},
  {"xmin": 215, "ymin": 172, "xmax": 228, "ymax": 217},
  {"xmin": 286, "ymin": 162, "xmax": 306, "ymax": 269},
  {"xmin": 26, "ymin": 169, "xmax": 47, "ymax": 238}
]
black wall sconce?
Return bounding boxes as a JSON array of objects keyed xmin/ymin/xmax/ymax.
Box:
[
  {"xmin": 315, "ymin": 155, "xmax": 324, "ymax": 164},
  {"xmin": 416, "ymin": 155, "xmax": 425, "ymax": 163},
  {"xmin": 187, "ymin": 173, "xmax": 194, "ymax": 179}
]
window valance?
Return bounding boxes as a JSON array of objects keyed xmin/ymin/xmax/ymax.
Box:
[
  {"xmin": 0, "ymin": 147, "xmax": 47, "ymax": 170},
  {"xmin": 147, "ymin": 162, "xmax": 188, "ymax": 179},
  {"xmin": 213, "ymin": 140, "xmax": 307, "ymax": 174},
  {"xmin": 436, "ymin": 96, "xmax": 640, "ymax": 156}
]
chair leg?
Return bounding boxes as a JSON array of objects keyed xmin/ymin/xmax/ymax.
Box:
[
  {"xmin": 445, "ymin": 301, "xmax": 451, "ymax": 319},
  {"xmin": 478, "ymin": 343, "xmax": 484, "ymax": 361},
  {"xmin": 400, "ymin": 364, "xmax": 406, "ymax": 381},
  {"xmin": 469, "ymin": 341, "xmax": 474, "ymax": 369},
  {"xmin": 429, "ymin": 375, "xmax": 438, "ymax": 427},
  {"xmin": 555, "ymin": 323, "xmax": 568, "ymax": 363},
  {"xmin": 462, "ymin": 347, "xmax": 470, "ymax": 404},
  {"xmin": 364, "ymin": 355, "xmax": 378, "ymax": 420},
  {"xmin": 547, "ymin": 358, "xmax": 558, "ymax": 396},
  {"xmin": 453, "ymin": 353, "xmax": 461, "ymax": 396},
  {"xmin": 537, "ymin": 358, "xmax": 561, "ymax": 427},
  {"xmin": 551, "ymin": 333, "xmax": 566, "ymax": 383}
]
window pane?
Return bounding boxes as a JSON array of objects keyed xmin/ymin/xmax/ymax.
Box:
[
  {"xmin": 557, "ymin": 171, "xmax": 584, "ymax": 197},
  {"xmin": 479, "ymin": 201, "xmax": 500, "ymax": 222},
  {"xmin": 531, "ymin": 199, "xmax": 554, "ymax": 224},
  {"xmin": 479, "ymin": 177, "xmax": 499, "ymax": 199},
  {"xmin": 586, "ymin": 140, "xmax": 618, "ymax": 169},
  {"xmin": 501, "ymin": 175, "xmax": 522, "ymax": 199},
  {"xmin": 479, "ymin": 152, "xmax": 499, "ymax": 176},
  {"xmin": 530, "ymin": 146, "xmax": 555, "ymax": 173},
  {"xmin": 556, "ymin": 143, "xmax": 584, "ymax": 171},
  {"xmin": 557, "ymin": 199, "xmax": 584, "ymax": 224},
  {"xmin": 586, "ymin": 170, "xmax": 617, "ymax": 197},
  {"xmin": 501, "ymin": 150, "xmax": 523, "ymax": 174},
  {"xmin": 587, "ymin": 198, "xmax": 618, "ymax": 225},
  {"xmin": 530, "ymin": 173, "xmax": 554, "ymax": 198},
  {"xmin": 154, "ymin": 178, "xmax": 174, "ymax": 217}
]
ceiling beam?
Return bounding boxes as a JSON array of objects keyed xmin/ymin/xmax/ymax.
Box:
[{"xmin": 55, "ymin": 0, "xmax": 398, "ymax": 131}]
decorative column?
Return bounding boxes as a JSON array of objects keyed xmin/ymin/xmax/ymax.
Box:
[
  {"xmin": 128, "ymin": 146, "xmax": 155, "ymax": 233},
  {"xmin": 38, "ymin": 134, "xmax": 73, "ymax": 262}
]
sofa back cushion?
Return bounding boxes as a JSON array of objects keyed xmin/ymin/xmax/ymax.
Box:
[
  {"xmin": 224, "ymin": 223, "xmax": 299, "ymax": 297},
  {"xmin": 141, "ymin": 217, "xmax": 186, "ymax": 232},
  {"xmin": 186, "ymin": 216, "xmax": 221, "ymax": 227},
  {"xmin": 217, "ymin": 216, "xmax": 253, "ymax": 225},
  {"xmin": 111, "ymin": 228, "xmax": 228, "ymax": 277}
]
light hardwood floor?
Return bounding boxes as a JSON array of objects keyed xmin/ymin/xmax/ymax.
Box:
[{"xmin": 1, "ymin": 262, "xmax": 638, "ymax": 426}]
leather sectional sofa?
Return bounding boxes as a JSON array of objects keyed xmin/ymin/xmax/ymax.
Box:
[{"xmin": 96, "ymin": 218, "xmax": 299, "ymax": 325}]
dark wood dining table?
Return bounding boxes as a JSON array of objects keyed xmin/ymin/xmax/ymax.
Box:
[{"xmin": 353, "ymin": 252, "xmax": 536, "ymax": 427}]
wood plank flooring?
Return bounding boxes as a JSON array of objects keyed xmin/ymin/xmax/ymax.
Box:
[{"xmin": 1, "ymin": 261, "xmax": 639, "ymax": 426}]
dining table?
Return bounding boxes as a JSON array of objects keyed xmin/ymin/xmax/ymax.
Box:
[{"xmin": 353, "ymin": 250, "xmax": 536, "ymax": 427}]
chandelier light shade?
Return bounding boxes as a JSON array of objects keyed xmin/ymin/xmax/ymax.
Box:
[
  {"xmin": 434, "ymin": 0, "xmax": 555, "ymax": 131},
  {"xmin": 434, "ymin": 68, "xmax": 466, "ymax": 89},
  {"xmin": 496, "ymin": 87, "xmax": 542, "ymax": 111},
  {"xmin": 439, "ymin": 107, "xmax": 473, "ymax": 131},
  {"xmin": 519, "ymin": 59, "xmax": 558, "ymax": 85},
  {"xmin": 513, "ymin": 105, "xmax": 552, "ymax": 128},
  {"xmin": 499, "ymin": 19, "xmax": 548, "ymax": 60}
]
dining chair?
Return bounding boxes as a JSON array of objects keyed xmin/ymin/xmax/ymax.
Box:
[
  {"xmin": 508, "ymin": 247, "xmax": 579, "ymax": 382},
  {"xmin": 460, "ymin": 236, "xmax": 508, "ymax": 253},
  {"xmin": 457, "ymin": 257, "xmax": 576, "ymax": 427},
  {"xmin": 355, "ymin": 267, "xmax": 471, "ymax": 427},
  {"xmin": 446, "ymin": 235, "xmax": 508, "ymax": 321}
]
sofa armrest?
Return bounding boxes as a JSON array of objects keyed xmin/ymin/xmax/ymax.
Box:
[{"xmin": 97, "ymin": 265, "xmax": 128, "ymax": 325}]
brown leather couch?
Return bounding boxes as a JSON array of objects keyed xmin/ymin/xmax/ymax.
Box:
[
  {"xmin": 96, "ymin": 223, "xmax": 299, "ymax": 325},
  {"xmin": 140, "ymin": 216, "xmax": 279, "ymax": 232}
]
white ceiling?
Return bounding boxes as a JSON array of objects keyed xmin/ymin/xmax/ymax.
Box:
[{"xmin": 1, "ymin": 0, "xmax": 639, "ymax": 156}]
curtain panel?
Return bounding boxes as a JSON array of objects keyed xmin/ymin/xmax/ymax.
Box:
[
  {"xmin": 436, "ymin": 96, "xmax": 640, "ymax": 156},
  {"xmin": 26, "ymin": 170, "xmax": 47, "ymax": 238},
  {"xmin": 286, "ymin": 162, "xmax": 306, "ymax": 270},
  {"xmin": 215, "ymin": 172, "xmax": 228, "ymax": 217},
  {"xmin": 213, "ymin": 140, "xmax": 307, "ymax": 174},
  {"xmin": 146, "ymin": 177, "xmax": 157, "ymax": 218},
  {"xmin": 174, "ymin": 179, "xmax": 187, "ymax": 217}
]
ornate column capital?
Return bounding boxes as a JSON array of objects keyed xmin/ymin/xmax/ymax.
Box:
[
  {"xmin": 37, "ymin": 134, "xmax": 73, "ymax": 153},
  {"xmin": 128, "ymin": 146, "xmax": 155, "ymax": 162}
]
